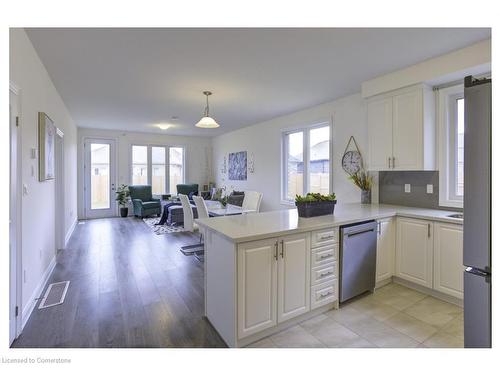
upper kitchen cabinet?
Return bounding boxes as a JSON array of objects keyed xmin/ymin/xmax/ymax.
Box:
[{"xmin": 367, "ymin": 84, "xmax": 435, "ymax": 171}]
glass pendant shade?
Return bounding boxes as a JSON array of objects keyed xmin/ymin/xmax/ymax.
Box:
[{"xmin": 195, "ymin": 116, "xmax": 219, "ymax": 128}]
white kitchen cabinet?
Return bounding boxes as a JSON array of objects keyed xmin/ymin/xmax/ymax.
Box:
[
  {"xmin": 237, "ymin": 238, "xmax": 278, "ymax": 339},
  {"xmin": 433, "ymin": 222, "xmax": 464, "ymax": 299},
  {"xmin": 367, "ymin": 84, "xmax": 435, "ymax": 171},
  {"xmin": 396, "ymin": 217, "xmax": 433, "ymax": 288},
  {"xmin": 367, "ymin": 98, "xmax": 393, "ymax": 170},
  {"xmin": 237, "ymin": 232, "xmax": 310, "ymax": 339},
  {"xmin": 277, "ymin": 233, "xmax": 311, "ymax": 323},
  {"xmin": 376, "ymin": 218, "xmax": 395, "ymax": 283}
]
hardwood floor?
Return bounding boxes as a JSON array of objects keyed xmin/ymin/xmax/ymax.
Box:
[{"xmin": 12, "ymin": 217, "xmax": 227, "ymax": 348}]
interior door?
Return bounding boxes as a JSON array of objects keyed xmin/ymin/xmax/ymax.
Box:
[
  {"xmin": 84, "ymin": 138, "xmax": 117, "ymax": 218},
  {"xmin": 9, "ymin": 89, "xmax": 20, "ymax": 345},
  {"xmin": 277, "ymin": 233, "xmax": 310, "ymax": 323}
]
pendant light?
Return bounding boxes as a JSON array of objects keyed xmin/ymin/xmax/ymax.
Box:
[{"xmin": 195, "ymin": 91, "xmax": 220, "ymax": 128}]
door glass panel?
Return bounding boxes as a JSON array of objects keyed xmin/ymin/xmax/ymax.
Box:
[
  {"xmin": 132, "ymin": 145, "xmax": 148, "ymax": 185},
  {"xmin": 152, "ymin": 147, "xmax": 166, "ymax": 194},
  {"xmin": 90, "ymin": 143, "xmax": 110, "ymax": 209},
  {"xmin": 169, "ymin": 147, "xmax": 184, "ymax": 194},
  {"xmin": 286, "ymin": 131, "xmax": 304, "ymax": 200},
  {"xmin": 309, "ymin": 126, "xmax": 330, "ymax": 195}
]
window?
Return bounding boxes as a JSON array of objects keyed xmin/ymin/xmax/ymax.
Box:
[
  {"xmin": 438, "ymin": 84, "xmax": 464, "ymax": 207},
  {"xmin": 282, "ymin": 123, "xmax": 331, "ymax": 202},
  {"xmin": 151, "ymin": 147, "xmax": 166, "ymax": 195},
  {"xmin": 132, "ymin": 145, "xmax": 148, "ymax": 185},
  {"xmin": 131, "ymin": 145, "xmax": 184, "ymax": 194},
  {"xmin": 169, "ymin": 147, "xmax": 184, "ymax": 194}
]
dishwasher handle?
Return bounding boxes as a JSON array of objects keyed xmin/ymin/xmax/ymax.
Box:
[{"xmin": 345, "ymin": 228, "xmax": 375, "ymax": 237}]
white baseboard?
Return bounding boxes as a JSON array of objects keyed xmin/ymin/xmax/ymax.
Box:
[
  {"xmin": 65, "ymin": 217, "xmax": 78, "ymax": 247},
  {"xmin": 21, "ymin": 256, "xmax": 57, "ymax": 330}
]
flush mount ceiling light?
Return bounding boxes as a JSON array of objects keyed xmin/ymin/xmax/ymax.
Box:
[
  {"xmin": 195, "ymin": 91, "xmax": 220, "ymax": 128},
  {"xmin": 156, "ymin": 124, "xmax": 171, "ymax": 130}
]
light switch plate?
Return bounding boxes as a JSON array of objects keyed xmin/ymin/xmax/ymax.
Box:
[
  {"xmin": 426, "ymin": 184, "xmax": 434, "ymax": 194},
  {"xmin": 404, "ymin": 184, "xmax": 411, "ymax": 193}
]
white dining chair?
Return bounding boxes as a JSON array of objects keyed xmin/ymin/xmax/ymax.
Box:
[
  {"xmin": 242, "ymin": 191, "xmax": 263, "ymax": 213},
  {"xmin": 179, "ymin": 194, "xmax": 197, "ymax": 232},
  {"xmin": 193, "ymin": 195, "xmax": 209, "ymax": 219}
]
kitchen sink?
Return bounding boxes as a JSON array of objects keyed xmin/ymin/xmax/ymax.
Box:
[{"xmin": 447, "ymin": 213, "xmax": 464, "ymax": 219}]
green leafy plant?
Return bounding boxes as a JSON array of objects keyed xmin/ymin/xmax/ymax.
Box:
[
  {"xmin": 115, "ymin": 184, "xmax": 130, "ymax": 207},
  {"xmin": 348, "ymin": 170, "xmax": 373, "ymax": 191},
  {"xmin": 295, "ymin": 192, "xmax": 337, "ymax": 204}
]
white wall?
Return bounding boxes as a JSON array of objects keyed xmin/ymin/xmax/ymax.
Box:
[
  {"xmin": 10, "ymin": 29, "xmax": 78, "ymax": 316},
  {"xmin": 77, "ymin": 128, "xmax": 212, "ymax": 218},
  {"xmin": 212, "ymin": 93, "xmax": 369, "ymax": 211}
]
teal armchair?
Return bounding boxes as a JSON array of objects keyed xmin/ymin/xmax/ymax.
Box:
[
  {"xmin": 129, "ymin": 185, "xmax": 161, "ymax": 218},
  {"xmin": 176, "ymin": 184, "xmax": 199, "ymax": 196}
]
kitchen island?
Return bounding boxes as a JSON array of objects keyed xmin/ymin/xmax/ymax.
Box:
[{"xmin": 196, "ymin": 203, "xmax": 462, "ymax": 347}]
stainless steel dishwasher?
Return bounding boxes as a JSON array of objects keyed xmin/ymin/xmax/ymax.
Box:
[{"xmin": 339, "ymin": 221, "xmax": 377, "ymax": 302}]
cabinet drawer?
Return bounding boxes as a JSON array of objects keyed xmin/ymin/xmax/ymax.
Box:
[
  {"xmin": 311, "ymin": 262, "xmax": 337, "ymax": 286},
  {"xmin": 311, "ymin": 280, "xmax": 337, "ymax": 310},
  {"xmin": 311, "ymin": 228, "xmax": 338, "ymax": 248},
  {"xmin": 311, "ymin": 244, "xmax": 338, "ymax": 268}
]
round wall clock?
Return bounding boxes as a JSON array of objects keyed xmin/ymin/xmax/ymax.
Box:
[{"xmin": 342, "ymin": 150, "xmax": 362, "ymax": 175}]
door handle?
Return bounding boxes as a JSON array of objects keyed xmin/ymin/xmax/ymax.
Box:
[
  {"xmin": 392, "ymin": 156, "xmax": 395, "ymax": 169},
  {"xmin": 274, "ymin": 240, "xmax": 278, "ymax": 260},
  {"xmin": 346, "ymin": 228, "xmax": 375, "ymax": 237},
  {"xmin": 427, "ymin": 223, "xmax": 431, "ymax": 238},
  {"xmin": 280, "ymin": 240, "xmax": 284, "ymax": 258},
  {"xmin": 388, "ymin": 157, "xmax": 391, "ymax": 169}
]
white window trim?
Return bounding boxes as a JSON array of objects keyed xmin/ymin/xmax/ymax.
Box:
[
  {"xmin": 130, "ymin": 144, "xmax": 186, "ymax": 194},
  {"xmin": 281, "ymin": 120, "xmax": 332, "ymax": 205},
  {"xmin": 437, "ymin": 84, "xmax": 464, "ymax": 208}
]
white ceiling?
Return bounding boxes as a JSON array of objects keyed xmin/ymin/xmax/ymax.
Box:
[{"xmin": 25, "ymin": 28, "xmax": 490, "ymax": 137}]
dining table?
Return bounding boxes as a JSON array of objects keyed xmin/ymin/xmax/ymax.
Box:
[{"xmin": 204, "ymin": 201, "xmax": 254, "ymax": 217}]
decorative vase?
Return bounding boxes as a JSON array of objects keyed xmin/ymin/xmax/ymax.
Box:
[
  {"xmin": 361, "ymin": 190, "xmax": 371, "ymax": 204},
  {"xmin": 120, "ymin": 207, "xmax": 128, "ymax": 217}
]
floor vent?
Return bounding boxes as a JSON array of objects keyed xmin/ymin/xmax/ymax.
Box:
[{"xmin": 38, "ymin": 281, "xmax": 70, "ymax": 309}]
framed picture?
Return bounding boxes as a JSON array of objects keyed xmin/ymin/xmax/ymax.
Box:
[
  {"xmin": 38, "ymin": 112, "xmax": 55, "ymax": 181},
  {"xmin": 228, "ymin": 151, "xmax": 247, "ymax": 180}
]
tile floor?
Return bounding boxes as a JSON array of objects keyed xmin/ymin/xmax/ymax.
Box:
[{"xmin": 247, "ymin": 283, "xmax": 464, "ymax": 348}]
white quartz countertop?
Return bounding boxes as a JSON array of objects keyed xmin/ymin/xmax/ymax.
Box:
[{"xmin": 195, "ymin": 203, "xmax": 462, "ymax": 243}]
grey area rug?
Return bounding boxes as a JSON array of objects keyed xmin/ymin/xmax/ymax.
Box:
[{"xmin": 142, "ymin": 217, "xmax": 186, "ymax": 235}]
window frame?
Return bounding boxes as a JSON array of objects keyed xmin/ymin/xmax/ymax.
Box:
[
  {"xmin": 281, "ymin": 121, "xmax": 332, "ymax": 204},
  {"xmin": 437, "ymin": 84, "xmax": 464, "ymax": 208},
  {"xmin": 130, "ymin": 144, "xmax": 185, "ymax": 194}
]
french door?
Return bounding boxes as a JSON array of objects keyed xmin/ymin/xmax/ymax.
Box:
[{"xmin": 84, "ymin": 138, "xmax": 117, "ymax": 218}]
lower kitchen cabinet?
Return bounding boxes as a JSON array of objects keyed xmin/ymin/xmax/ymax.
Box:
[
  {"xmin": 277, "ymin": 233, "xmax": 311, "ymax": 323},
  {"xmin": 376, "ymin": 218, "xmax": 395, "ymax": 283},
  {"xmin": 395, "ymin": 217, "xmax": 433, "ymax": 288},
  {"xmin": 237, "ymin": 237, "xmax": 278, "ymax": 339},
  {"xmin": 237, "ymin": 233, "xmax": 311, "ymax": 339},
  {"xmin": 433, "ymin": 222, "xmax": 464, "ymax": 299}
]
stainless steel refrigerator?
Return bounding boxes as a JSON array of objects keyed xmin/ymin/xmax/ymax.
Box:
[{"xmin": 463, "ymin": 75, "xmax": 492, "ymax": 348}]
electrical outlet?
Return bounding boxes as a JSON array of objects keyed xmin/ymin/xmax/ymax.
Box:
[
  {"xmin": 404, "ymin": 184, "xmax": 411, "ymax": 193},
  {"xmin": 426, "ymin": 184, "xmax": 434, "ymax": 194}
]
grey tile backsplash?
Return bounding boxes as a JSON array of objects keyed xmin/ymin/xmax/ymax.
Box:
[{"xmin": 378, "ymin": 171, "xmax": 441, "ymax": 209}]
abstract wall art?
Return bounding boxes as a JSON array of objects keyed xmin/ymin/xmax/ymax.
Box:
[{"xmin": 228, "ymin": 151, "xmax": 247, "ymax": 180}]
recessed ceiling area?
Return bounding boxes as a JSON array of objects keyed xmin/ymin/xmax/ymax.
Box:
[{"xmin": 25, "ymin": 28, "xmax": 491, "ymax": 137}]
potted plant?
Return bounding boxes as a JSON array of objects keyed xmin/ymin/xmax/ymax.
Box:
[
  {"xmin": 295, "ymin": 192, "xmax": 337, "ymax": 218},
  {"xmin": 349, "ymin": 170, "xmax": 373, "ymax": 204},
  {"xmin": 115, "ymin": 184, "xmax": 130, "ymax": 217}
]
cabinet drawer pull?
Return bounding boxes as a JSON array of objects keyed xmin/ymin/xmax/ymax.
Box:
[
  {"xmin": 319, "ymin": 271, "xmax": 333, "ymax": 278},
  {"xmin": 319, "ymin": 291, "xmax": 333, "ymax": 299},
  {"xmin": 319, "ymin": 253, "xmax": 333, "ymax": 260},
  {"xmin": 319, "ymin": 234, "xmax": 334, "ymax": 240}
]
